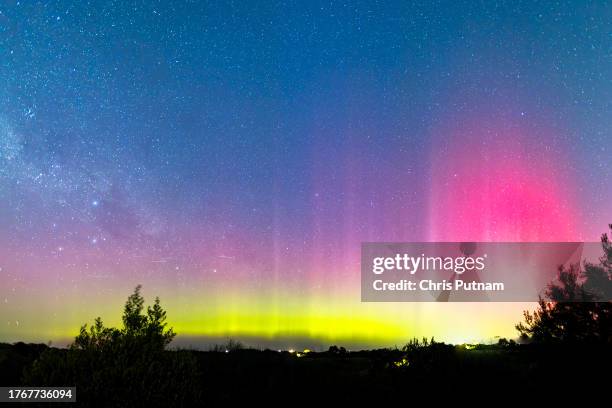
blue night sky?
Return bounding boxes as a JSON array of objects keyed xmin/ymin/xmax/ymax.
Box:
[{"xmin": 0, "ymin": 1, "xmax": 611, "ymax": 347}]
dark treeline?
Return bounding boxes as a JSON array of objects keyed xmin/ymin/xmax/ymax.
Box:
[{"xmin": 2, "ymin": 340, "xmax": 611, "ymax": 405}]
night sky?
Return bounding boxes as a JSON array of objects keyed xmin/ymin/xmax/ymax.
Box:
[{"xmin": 1, "ymin": 1, "xmax": 611, "ymax": 348}]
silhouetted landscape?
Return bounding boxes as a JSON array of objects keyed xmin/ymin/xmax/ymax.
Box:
[
  {"xmin": 3, "ymin": 339, "xmax": 611, "ymax": 405},
  {"xmin": 1, "ymin": 227, "xmax": 611, "ymax": 406},
  {"xmin": 2, "ymin": 1, "xmax": 611, "ymax": 405}
]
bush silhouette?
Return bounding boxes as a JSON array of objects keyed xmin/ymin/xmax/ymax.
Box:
[
  {"xmin": 24, "ymin": 286, "xmax": 201, "ymax": 407},
  {"xmin": 517, "ymin": 225, "xmax": 612, "ymax": 344},
  {"xmin": 397, "ymin": 337, "xmax": 455, "ymax": 372}
]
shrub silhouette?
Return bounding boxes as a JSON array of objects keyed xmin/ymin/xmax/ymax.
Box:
[
  {"xmin": 396, "ymin": 337, "xmax": 455, "ymax": 372},
  {"xmin": 209, "ymin": 338, "xmax": 244, "ymax": 352},
  {"xmin": 24, "ymin": 286, "xmax": 201, "ymax": 407},
  {"xmin": 327, "ymin": 345, "xmax": 347, "ymax": 354},
  {"xmin": 517, "ymin": 225, "xmax": 612, "ymax": 344}
]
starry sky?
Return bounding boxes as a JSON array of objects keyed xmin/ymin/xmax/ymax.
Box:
[{"xmin": 1, "ymin": 1, "xmax": 611, "ymax": 349}]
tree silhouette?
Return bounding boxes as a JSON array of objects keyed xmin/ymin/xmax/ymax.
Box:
[
  {"xmin": 72, "ymin": 285, "xmax": 176, "ymax": 353},
  {"xmin": 123, "ymin": 284, "xmax": 147, "ymax": 335},
  {"xmin": 24, "ymin": 286, "xmax": 200, "ymax": 407},
  {"xmin": 517, "ymin": 225, "xmax": 612, "ymax": 344}
]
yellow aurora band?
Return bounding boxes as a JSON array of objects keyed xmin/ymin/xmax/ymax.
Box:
[{"xmin": 0, "ymin": 279, "xmax": 524, "ymax": 348}]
